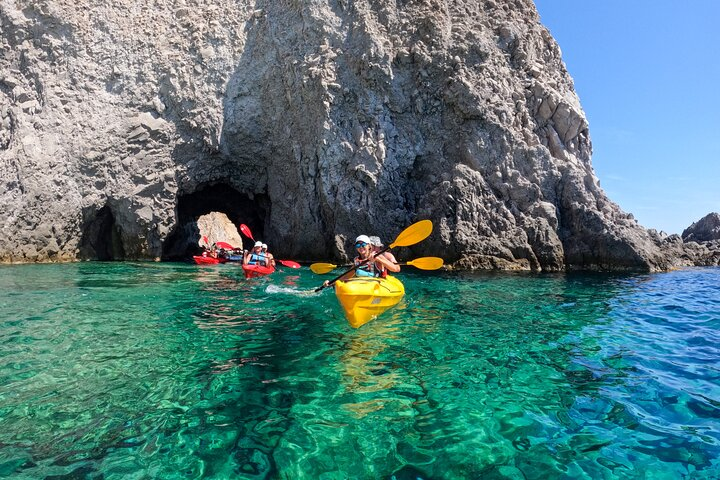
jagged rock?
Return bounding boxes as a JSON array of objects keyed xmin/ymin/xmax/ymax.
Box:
[
  {"xmin": 160, "ymin": 211, "xmax": 244, "ymax": 260},
  {"xmin": 645, "ymin": 227, "xmax": 720, "ymax": 268},
  {"xmin": 196, "ymin": 212, "xmax": 243, "ymax": 251},
  {"xmin": 0, "ymin": 1, "xmax": 716, "ymax": 270},
  {"xmin": 682, "ymin": 212, "xmax": 720, "ymax": 243},
  {"xmin": 681, "ymin": 240, "xmax": 720, "ymax": 267}
]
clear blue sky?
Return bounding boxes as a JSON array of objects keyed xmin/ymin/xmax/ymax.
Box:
[{"xmin": 534, "ymin": 1, "xmax": 720, "ymax": 235}]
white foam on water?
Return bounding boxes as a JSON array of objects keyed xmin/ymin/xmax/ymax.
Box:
[{"xmin": 264, "ymin": 284, "xmax": 316, "ymax": 297}]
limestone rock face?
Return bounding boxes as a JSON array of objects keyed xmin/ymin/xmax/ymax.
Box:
[{"xmin": 0, "ymin": 0, "xmax": 711, "ymax": 269}]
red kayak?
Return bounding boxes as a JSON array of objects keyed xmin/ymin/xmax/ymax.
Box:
[
  {"xmin": 242, "ymin": 264, "xmax": 275, "ymax": 278},
  {"xmin": 193, "ymin": 255, "xmax": 227, "ymax": 265}
]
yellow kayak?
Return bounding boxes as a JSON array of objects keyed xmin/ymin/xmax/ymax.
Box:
[{"xmin": 334, "ymin": 275, "xmax": 405, "ymax": 328}]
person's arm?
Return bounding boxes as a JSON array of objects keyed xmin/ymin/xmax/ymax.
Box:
[
  {"xmin": 243, "ymin": 251, "xmax": 250, "ymax": 265},
  {"xmin": 386, "ymin": 252, "xmax": 400, "ymax": 271},
  {"xmin": 375, "ymin": 252, "xmax": 400, "ymax": 272},
  {"xmin": 322, "ymin": 261, "xmax": 356, "ymax": 287}
]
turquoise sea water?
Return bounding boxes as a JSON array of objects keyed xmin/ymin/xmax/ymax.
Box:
[{"xmin": 0, "ymin": 263, "xmax": 718, "ymax": 479}]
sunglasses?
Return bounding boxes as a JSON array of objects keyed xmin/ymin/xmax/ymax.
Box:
[{"xmin": 354, "ymin": 242, "xmax": 369, "ymax": 248}]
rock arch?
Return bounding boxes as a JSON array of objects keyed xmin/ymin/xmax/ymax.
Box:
[{"xmin": 162, "ymin": 183, "xmax": 269, "ymax": 260}]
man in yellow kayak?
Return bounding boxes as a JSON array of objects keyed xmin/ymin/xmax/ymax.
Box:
[
  {"xmin": 369, "ymin": 236, "xmax": 399, "ymax": 276},
  {"xmin": 323, "ymin": 234, "xmax": 399, "ymax": 286}
]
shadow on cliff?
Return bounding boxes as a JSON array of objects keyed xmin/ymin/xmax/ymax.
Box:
[
  {"xmin": 78, "ymin": 205, "xmax": 126, "ymax": 261},
  {"xmin": 153, "ymin": 2, "xmax": 293, "ymax": 261},
  {"xmin": 213, "ymin": 3, "xmax": 333, "ymax": 261}
]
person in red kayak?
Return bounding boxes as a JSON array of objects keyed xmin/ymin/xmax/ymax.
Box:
[
  {"xmin": 244, "ymin": 241, "xmax": 268, "ymax": 266},
  {"xmin": 261, "ymin": 243, "xmax": 276, "ymax": 268}
]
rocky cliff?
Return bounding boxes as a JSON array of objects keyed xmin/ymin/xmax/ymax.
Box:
[
  {"xmin": 0, "ymin": 0, "xmax": 714, "ymax": 270},
  {"xmin": 683, "ymin": 213, "xmax": 720, "ymax": 243}
]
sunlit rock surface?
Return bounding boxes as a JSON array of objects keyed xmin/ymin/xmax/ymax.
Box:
[
  {"xmin": 683, "ymin": 213, "xmax": 720, "ymax": 243},
  {"xmin": 1, "ymin": 0, "xmax": 715, "ymax": 269}
]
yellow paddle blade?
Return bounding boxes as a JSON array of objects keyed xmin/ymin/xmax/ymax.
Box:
[
  {"xmin": 406, "ymin": 257, "xmax": 444, "ymax": 270},
  {"xmin": 389, "ymin": 220, "xmax": 433, "ymax": 248},
  {"xmin": 310, "ymin": 263, "xmax": 338, "ymax": 274}
]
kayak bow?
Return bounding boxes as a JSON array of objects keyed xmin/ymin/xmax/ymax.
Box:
[
  {"xmin": 334, "ymin": 275, "xmax": 405, "ymax": 328},
  {"xmin": 193, "ymin": 255, "xmax": 226, "ymax": 265},
  {"xmin": 242, "ymin": 264, "xmax": 276, "ymax": 279}
]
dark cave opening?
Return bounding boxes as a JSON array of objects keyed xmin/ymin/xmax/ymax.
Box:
[
  {"xmin": 79, "ymin": 205, "xmax": 126, "ymax": 261},
  {"xmin": 163, "ymin": 183, "xmax": 269, "ymax": 260}
]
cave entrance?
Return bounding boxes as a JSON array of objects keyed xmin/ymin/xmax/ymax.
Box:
[
  {"xmin": 79, "ymin": 205, "xmax": 126, "ymax": 261},
  {"xmin": 163, "ymin": 183, "xmax": 269, "ymax": 260}
]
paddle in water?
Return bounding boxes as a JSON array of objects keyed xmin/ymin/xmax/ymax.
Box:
[
  {"xmin": 314, "ymin": 220, "xmax": 434, "ymax": 292},
  {"xmin": 278, "ymin": 260, "xmax": 301, "ymax": 269},
  {"xmin": 239, "ymin": 224, "xmax": 300, "ymax": 268}
]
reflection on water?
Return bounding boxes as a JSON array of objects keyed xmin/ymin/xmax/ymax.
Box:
[
  {"xmin": 0, "ymin": 264, "xmax": 719, "ymax": 478},
  {"xmin": 338, "ymin": 316, "xmax": 405, "ymax": 417}
]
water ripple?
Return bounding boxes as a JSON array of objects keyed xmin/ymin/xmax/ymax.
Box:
[{"xmin": 1, "ymin": 264, "xmax": 719, "ymax": 478}]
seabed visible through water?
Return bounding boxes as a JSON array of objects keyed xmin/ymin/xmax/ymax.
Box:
[{"xmin": 1, "ymin": 262, "xmax": 718, "ymax": 479}]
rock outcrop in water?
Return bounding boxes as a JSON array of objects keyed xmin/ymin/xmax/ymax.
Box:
[
  {"xmin": 162, "ymin": 212, "xmax": 244, "ymax": 261},
  {"xmin": 1, "ymin": 1, "xmax": 717, "ymax": 270},
  {"xmin": 683, "ymin": 213, "xmax": 720, "ymax": 243},
  {"xmin": 666, "ymin": 212, "xmax": 720, "ymax": 267}
]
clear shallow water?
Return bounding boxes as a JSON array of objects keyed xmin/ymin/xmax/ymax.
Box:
[{"xmin": 0, "ymin": 263, "xmax": 718, "ymax": 479}]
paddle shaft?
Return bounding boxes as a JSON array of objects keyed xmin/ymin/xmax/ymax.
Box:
[
  {"xmin": 313, "ymin": 219, "xmax": 433, "ymax": 292},
  {"xmin": 312, "ymin": 257, "xmax": 442, "ymax": 274},
  {"xmin": 314, "ymin": 246, "xmax": 391, "ymax": 292}
]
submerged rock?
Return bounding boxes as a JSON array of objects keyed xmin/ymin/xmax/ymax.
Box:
[{"xmin": 0, "ymin": 1, "xmax": 715, "ymax": 269}]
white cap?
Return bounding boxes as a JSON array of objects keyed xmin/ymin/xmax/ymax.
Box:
[
  {"xmin": 369, "ymin": 236, "xmax": 383, "ymax": 247},
  {"xmin": 355, "ymin": 235, "xmax": 371, "ymax": 244},
  {"xmin": 262, "ymin": 243, "xmax": 268, "ymax": 249},
  {"xmin": 254, "ymin": 241, "xmax": 263, "ymax": 247}
]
